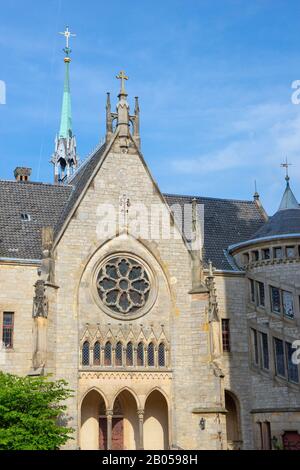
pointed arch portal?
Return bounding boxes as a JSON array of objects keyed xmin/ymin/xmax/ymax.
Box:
[
  {"xmin": 144, "ymin": 390, "xmax": 169, "ymax": 450},
  {"xmin": 80, "ymin": 388, "xmax": 169, "ymax": 450}
]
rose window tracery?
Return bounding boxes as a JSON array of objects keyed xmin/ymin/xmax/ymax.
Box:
[{"xmin": 96, "ymin": 257, "xmax": 151, "ymax": 314}]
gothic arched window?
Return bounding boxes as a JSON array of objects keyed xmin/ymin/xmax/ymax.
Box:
[
  {"xmin": 104, "ymin": 342, "xmax": 112, "ymax": 366},
  {"xmin": 126, "ymin": 342, "xmax": 133, "ymax": 366},
  {"xmin": 148, "ymin": 342, "xmax": 155, "ymax": 367},
  {"xmin": 82, "ymin": 341, "xmax": 90, "ymax": 366},
  {"xmin": 158, "ymin": 343, "xmax": 166, "ymax": 367},
  {"xmin": 94, "ymin": 341, "xmax": 101, "ymax": 366},
  {"xmin": 116, "ymin": 342, "xmax": 123, "ymax": 366},
  {"xmin": 137, "ymin": 342, "xmax": 144, "ymax": 366}
]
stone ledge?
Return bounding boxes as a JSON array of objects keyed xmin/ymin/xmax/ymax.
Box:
[
  {"xmin": 192, "ymin": 407, "xmax": 227, "ymax": 414},
  {"xmin": 251, "ymin": 407, "xmax": 300, "ymax": 414}
]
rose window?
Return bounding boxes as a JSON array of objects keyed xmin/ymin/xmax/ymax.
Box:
[{"xmin": 97, "ymin": 257, "xmax": 151, "ymax": 314}]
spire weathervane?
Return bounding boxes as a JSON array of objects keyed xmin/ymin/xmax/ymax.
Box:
[
  {"xmin": 59, "ymin": 26, "xmax": 76, "ymax": 56},
  {"xmin": 281, "ymin": 157, "xmax": 292, "ymax": 182},
  {"xmin": 116, "ymin": 70, "xmax": 128, "ymax": 94}
]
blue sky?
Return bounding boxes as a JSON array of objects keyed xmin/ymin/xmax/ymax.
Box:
[{"xmin": 1, "ymin": 0, "xmax": 300, "ymax": 214}]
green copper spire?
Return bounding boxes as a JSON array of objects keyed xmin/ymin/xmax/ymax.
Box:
[
  {"xmin": 51, "ymin": 27, "xmax": 78, "ymax": 184},
  {"xmin": 59, "ymin": 59, "xmax": 72, "ymax": 138},
  {"xmin": 58, "ymin": 27, "xmax": 76, "ymax": 138}
]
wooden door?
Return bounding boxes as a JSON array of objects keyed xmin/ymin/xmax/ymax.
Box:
[
  {"xmin": 112, "ymin": 417, "xmax": 124, "ymax": 450},
  {"xmin": 282, "ymin": 431, "xmax": 300, "ymax": 450},
  {"xmin": 99, "ymin": 418, "xmax": 107, "ymax": 450}
]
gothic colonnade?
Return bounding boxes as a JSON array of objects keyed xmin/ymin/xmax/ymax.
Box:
[{"xmin": 80, "ymin": 388, "xmax": 169, "ymax": 450}]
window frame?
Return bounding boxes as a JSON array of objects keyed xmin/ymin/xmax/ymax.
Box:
[
  {"xmin": 273, "ymin": 337, "xmax": 286, "ymax": 378},
  {"xmin": 2, "ymin": 312, "xmax": 14, "ymax": 349},
  {"xmin": 270, "ymin": 285, "xmax": 281, "ymax": 315},
  {"xmin": 221, "ymin": 319, "xmax": 231, "ymax": 353},
  {"xmin": 256, "ymin": 281, "xmax": 265, "ymax": 308}
]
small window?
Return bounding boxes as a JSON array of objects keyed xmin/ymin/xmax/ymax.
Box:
[
  {"xmin": 286, "ymin": 246, "xmax": 295, "ymax": 258},
  {"xmin": 148, "ymin": 343, "xmax": 155, "ymax": 367},
  {"xmin": 274, "ymin": 338, "xmax": 286, "ymax": 377},
  {"xmin": 262, "ymin": 248, "xmax": 270, "ymax": 260},
  {"xmin": 286, "ymin": 342, "xmax": 299, "ymax": 383},
  {"xmin": 82, "ymin": 341, "xmax": 90, "ymax": 366},
  {"xmin": 260, "ymin": 332, "xmax": 269, "ymax": 370},
  {"xmin": 250, "ymin": 279, "xmax": 255, "ymax": 303},
  {"xmin": 256, "ymin": 281, "xmax": 265, "ymax": 307},
  {"xmin": 252, "ymin": 250, "xmax": 259, "ymax": 262},
  {"xmin": 243, "ymin": 253, "xmax": 250, "ymax": 265},
  {"xmin": 137, "ymin": 343, "xmax": 144, "ymax": 366},
  {"xmin": 251, "ymin": 329, "xmax": 259, "ymax": 366},
  {"xmin": 282, "ymin": 291, "xmax": 294, "ymax": 319},
  {"xmin": 115, "ymin": 342, "xmax": 123, "ymax": 366},
  {"xmin": 93, "ymin": 341, "xmax": 101, "ymax": 366},
  {"xmin": 2, "ymin": 313, "xmax": 14, "ymax": 349},
  {"xmin": 274, "ymin": 247, "xmax": 282, "ymax": 259},
  {"xmin": 126, "ymin": 342, "xmax": 133, "ymax": 366},
  {"xmin": 222, "ymin": 319, "xmax": 231, "ymax": 353},
  {"xmin": 21, "ymin": 213, "xmax": 31, "ymax": 221},
  {"xmin": 270, "ymin": 286, "xmax": 281, "ymax": 314},
  {"xmin": 158, "ymin": 343, "xmax": 166, "ymax": 367},
  {"xmin": 104, "ymin": 342, "xmax": 112, "ymax": 366}
]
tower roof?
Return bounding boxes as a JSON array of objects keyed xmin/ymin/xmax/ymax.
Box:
[{"xmin": 278, "ymin": 176, "xmax": 299, "ymax": 211}]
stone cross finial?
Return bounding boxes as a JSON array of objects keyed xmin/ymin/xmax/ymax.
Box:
[{"xmin": 116, "ymin": 70, "xmax": 128, "ymax": 94}]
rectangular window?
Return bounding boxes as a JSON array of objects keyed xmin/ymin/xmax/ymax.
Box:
[
  {"xmin": 282, "ymin": 291, "xmax": 294, "ymax": 319},
  {"xmin": 252, "ymin": 250, "xmax": 259, "ymax": 261},
  {"xmin": 270, "ymin": 286, "xmax": 281, "ymax": 314},
  {"xmin": 2, "ymin": 312, "xmax": 14, "ymax": 349},
  {"xmin": 260, "ymin": 332, "xmax": 269, "ymax": 370},
  {"xmin": 274, "ymin": 247, "xmax": 282, "ymax": 259},
  {"xmin": 221, "ymin": 319, "xmax": 230, "ymax": 353},
  {"xmin": 274, "ymin": 338, "xmax": 286, "ymax": 377},
  {"xmin": 257, "ymin": 281, "xmax": 265, "ymax": 307},
  {"xmin": 262, "ymin": 248, "xmax": 270, "ymax": 260},
  {"xmin": 286, "ymin": 246, "xmax": 295, "ymax": 258},
  {"xmin": 251, "ymin": 329, "xmax": 259, "ymax": 366},
  {"xmin": 250, "ymin": 279, "xmax": 255, "ymax": 303},
  {"xmin": 286, "ymin": 342, "xmax": 299, "ymax": 384},
  {"xmin": 243, "ymin": 253, "xmax": 250, "ymax": 265}
]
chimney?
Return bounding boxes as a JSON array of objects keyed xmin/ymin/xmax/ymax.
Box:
[{"xmin": 14, "ymin": 167, "xmax": 32, "ymax": 182}]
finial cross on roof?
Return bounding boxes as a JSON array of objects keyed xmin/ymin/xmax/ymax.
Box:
[
  {"xmin": 116, "ymin": 70, "xmax": 128, "ymax": 94},
  {"xmin": 281, "ymin": 157, "xmax": 292, "ymax": 180},
  {"xmin": 59, "ymin": 26, "xmax": 76, "ymax": 51}
]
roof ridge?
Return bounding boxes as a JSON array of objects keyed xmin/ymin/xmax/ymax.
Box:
[
  {"xmin": 0, "ymin": 179, "xmax": 73, "ymax": 189},
  {"xmin": 163, "ymin": 192, "xmax": 255, "ymax": 204}
]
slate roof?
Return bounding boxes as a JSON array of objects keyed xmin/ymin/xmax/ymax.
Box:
[
  {"xmin": 164, "ymin": 194, "xmax": 265, "ymax": 270},
  {"xmin": 0, "ymin": 180, "xmax": 72, "ymax": 259},
  {"xmin": 0, "ymin": 146, "xmax": 266, "ymax": 270},
  {"xmin": 54, "ymin": 143, "xmax": 107, "ymax": 238},
  {"xmin": 251, "ymin": 208, "xmax": 300, "ymax": 240}
]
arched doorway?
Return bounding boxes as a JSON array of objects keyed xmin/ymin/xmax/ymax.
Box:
[
  {"xmin": 144, "ymin": 390, "xmax": 169, "ymax": 450},
  {"xmin": 225, "ymin": 390, "xmax": 242, "ymax": 450},
  {"xmin": 81, "ymin": 390, "xmax": 106, "ymax": 450},
  {"xmin": 112, "ymin": 390, "xmax": 139, "ymax": 450}
]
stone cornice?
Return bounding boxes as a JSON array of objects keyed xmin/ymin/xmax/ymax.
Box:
[{"xmin": 79, "ymin": 370, "xmax": 172, "ymax": 380}]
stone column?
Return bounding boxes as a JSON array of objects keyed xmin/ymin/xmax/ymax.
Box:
[
  {"xmin": 106, "ymin": 410, "xmax": 113, "ymax": 450},
  {"xmin": 137, "ymin": 409, "xmax": 144, "ymax": 450}
]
